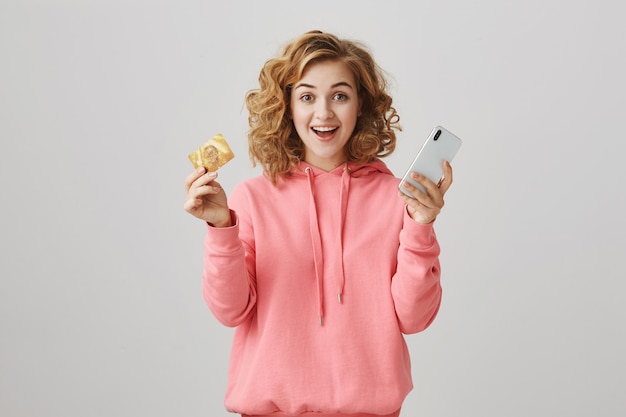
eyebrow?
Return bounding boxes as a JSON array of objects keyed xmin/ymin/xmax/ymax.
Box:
[{"xmin": 293, "ymin": 81, "xmax": 355, "ymax": 90}]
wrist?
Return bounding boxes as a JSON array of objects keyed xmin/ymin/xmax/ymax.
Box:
[
  {"xmin": 207, "ymin": 210, "xmax": 233, "ymax": 228},
  {"xmin": 208, "ymin": 219, "xmax": 231, "ymax": 228}
]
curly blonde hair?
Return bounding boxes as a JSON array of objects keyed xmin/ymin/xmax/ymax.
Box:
[{"xmin": 245, "ymin": 30, "xmax": 401, "ymax": 183}]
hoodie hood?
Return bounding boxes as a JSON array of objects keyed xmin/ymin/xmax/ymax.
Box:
[
  {"xmin": 289, "ymin": 158, "xmax": 394, "ymax": 179},
  {"xmin": 289, "ymin": 159, "xmax": 394, "ymax": 325}
]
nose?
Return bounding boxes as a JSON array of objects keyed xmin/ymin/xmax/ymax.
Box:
[{"xmin": 315, "ymin": 99, "xmax": 334, "ymax": 120}]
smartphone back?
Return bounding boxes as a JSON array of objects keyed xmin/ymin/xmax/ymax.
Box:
[{"xmin": 399, "ymin": 126, "xmax": 462, "ymax": 197}]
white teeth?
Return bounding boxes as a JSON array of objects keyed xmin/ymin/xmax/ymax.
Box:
[{"xmin": 313, "ymin": 127, "xmax": 336, "ymax": 132}]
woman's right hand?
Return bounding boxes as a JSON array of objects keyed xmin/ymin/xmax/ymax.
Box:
[{"xmin": 184, "ymin": 167, "xmax": 232, "ymax": 227}]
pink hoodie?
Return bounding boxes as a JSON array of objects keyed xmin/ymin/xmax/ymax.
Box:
[{"xmin": 202, "ymin": 160, "xmax": 442, "ymax": 416}]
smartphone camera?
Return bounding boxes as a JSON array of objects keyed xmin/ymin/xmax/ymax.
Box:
[{"xmin": 434, "ymin": 129, "xmax": 442, "ymax": 141}]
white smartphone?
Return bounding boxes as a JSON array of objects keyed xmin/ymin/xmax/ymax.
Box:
[{"xmin": 398, "ymin": 126, "xmax": 462, "ymax": 198}]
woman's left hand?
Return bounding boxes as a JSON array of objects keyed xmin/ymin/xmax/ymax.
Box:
[{"xmin": 398, "ymin": 161, "xmax": 453, "ymax": 224}]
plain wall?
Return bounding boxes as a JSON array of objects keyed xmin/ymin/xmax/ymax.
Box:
[{"xmin": 1, "ymin": 0, "xmax": 625, "ymax": 416}]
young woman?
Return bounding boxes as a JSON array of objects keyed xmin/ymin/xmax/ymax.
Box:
[{"xmin": 184, "ymin": 30, "xmax": 453, "ymax": 417}]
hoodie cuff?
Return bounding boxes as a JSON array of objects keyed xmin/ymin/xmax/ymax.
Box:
[
  {"xmin": 401, "ymin": 209, "xmax": 437, "ymax": 249},
  {"xmin": 204, "ymin": 210, "xmax": 240, "ymax": 252}
]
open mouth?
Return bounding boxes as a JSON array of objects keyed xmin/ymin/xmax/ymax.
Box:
[{"xmin": 312, "ymin": 126, "xmax": 338, "ymax": 139}]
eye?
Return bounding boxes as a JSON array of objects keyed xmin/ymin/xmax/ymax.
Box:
[
  {"xmin": 300, "ymin": 94, "xmax": 314, "ymax": 103},
  {"xmin": 333, "ymin": 93, "xmax": 348, "ymax": 101}
]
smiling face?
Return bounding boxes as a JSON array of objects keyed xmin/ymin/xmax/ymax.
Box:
[{"xmin": 290, "ymin": 60, "xmax": 361, "ymax": 171}]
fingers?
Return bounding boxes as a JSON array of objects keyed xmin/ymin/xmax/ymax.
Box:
[
  {"xmin": 437, "ymin": 161, "xmax": 454, "ymax": 195},
  {"xmin": 183, "ymin": 195, "xmax": 204, "ymax": 213},
  {"xmin": 401, "ymin": 173, "xmax": 442, "ymax": 208},
  {"xmin": 399, "ymin": 161, "xmax": 454, "ymax": 224},
  {"xmin": 185, "ymin": 167, "xmax": 221, "ymax": 192},
  {"xmin": 183, "ymin": 167, "xmax": 231, "ymax": 225},
  {"xmin": 185, "ymin": 167, "xmax": 206, "ymax": 190},
  {"xmin": 184, "ymin": 168, "xmax": 222, "ymax": 212},
  {"xmin": 402, "ymin": 161, "xmax": 454, "ymax": 201},
  {"xmin": 184, "ymin": 167, "xmax": 206, "ymax": 190}
]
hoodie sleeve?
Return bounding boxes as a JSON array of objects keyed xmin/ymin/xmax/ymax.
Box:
[
  {"xmin": 391, "ymin": 210, "xmax": 442, "ymax": 334},
  {"xmin": 201, "ymin": 208, "xmax": 257, "ymax": 327}
]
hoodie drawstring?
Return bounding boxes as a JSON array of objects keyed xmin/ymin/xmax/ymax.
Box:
[
  {"xmin": 305, "ymin": 165, "xmax": 352, "ymax": 326},
  {"xmin": 337, "ymin": 166, "xmax": 351, "ymax": 304},
  {"xmin": 305, "ymin": 167, "xmax": 325, "ymax": 325}
]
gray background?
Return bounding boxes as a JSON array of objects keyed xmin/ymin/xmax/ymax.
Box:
[{"xmin": 1, "ymin": 0, "xmax": 625, "ymax": 416}]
